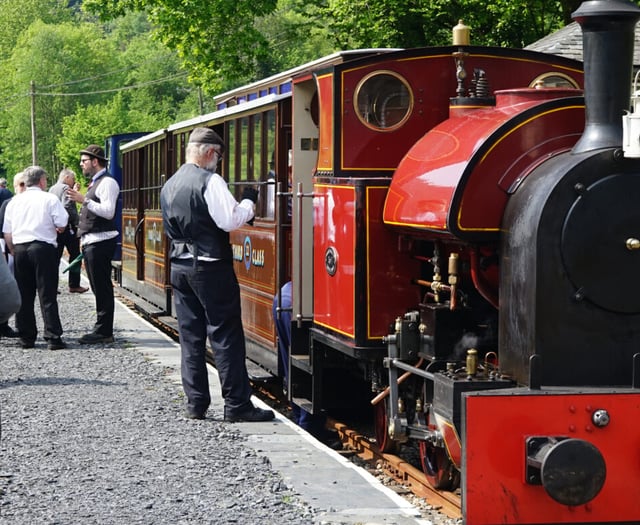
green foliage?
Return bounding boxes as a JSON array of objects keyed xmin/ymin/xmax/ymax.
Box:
[
  {"xmin": 0, "ymin": 10, "xmax": 193, "ymax": 181},
  {"xmin": 0, "ymin": 21, "xmax": 119, "ymax": 179},
  {"xmin": 324, "ymin": 0, "xmax": 576, "ymax": 49},
  {"xmin": 0, "ymin": 0, "xmax": 72, "ymax": 61},
  {"xmin": 85, "ymin": 0, "xmax": 280, "ymax": 93},
  {"xmin": 255, "ymin": 0, "xmax": 335, "ymax": 75}
]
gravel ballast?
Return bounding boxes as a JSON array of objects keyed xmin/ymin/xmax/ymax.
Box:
[{"xmin": 0, "ymin": 288, "xmax": 317, "ymax": 525}]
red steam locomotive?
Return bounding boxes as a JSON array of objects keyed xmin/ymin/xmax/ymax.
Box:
[{"xmin": 118, "ymin": 1, "xmax": 640, "ymax": 522}]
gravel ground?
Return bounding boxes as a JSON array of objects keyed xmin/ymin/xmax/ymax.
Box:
[{"xmin": 0, "ymin": 287, "xmax": 317, "ymax": 525}]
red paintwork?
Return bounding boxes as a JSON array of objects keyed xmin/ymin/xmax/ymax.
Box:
[
  {"xmin": 365, "ymin": 186, "xmax": 422, "ymax": 339},
  {"xmin": 313, "ymin": 184, "xmax": 357, "ymax": 337},
  {"xmin": 313, "ymin": 182, "xmax": 421, "ymax": 343},
  {"xmin": 384, "ymin": 89, "xmax": 585, "ymax": 239},
  {"xmin": 464, "ymin": 390, "xmax": 640, "ymax": 524},
  {"xmin": 337, "ymin": 50, "xmax": 583, "ymax": 175}
]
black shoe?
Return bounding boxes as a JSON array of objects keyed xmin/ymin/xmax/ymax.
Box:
[
  {"xmin": 48, "ymin": 338, "xmax": 67, "ymax": 350},
  {"xmin": 20, "ymin": 339, "xmax": 35, "ymax": 349},
  {"xmin": 224, "ymin": 405, "xmax": 275, "ymax": 422},
  {"xmin": 184, "ymin": 409, "xmax": 207, "ymax": 420},
  {"xmin": 78, "ymin": 333, "xmax": 114, "ymax": 344},
  {"xmin": 0, "ymin": 325, "xmax": 19, "ymax": 338}
]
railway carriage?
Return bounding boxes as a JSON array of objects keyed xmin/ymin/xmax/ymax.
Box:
[{"xmin": 117, "ymin": 1, "xmax": 640, "ymax": 522}]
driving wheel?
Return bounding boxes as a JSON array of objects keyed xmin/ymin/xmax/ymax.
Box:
[
  {"xmin": 419, "ymin": 441, "xmax": 460, "ymax": 490},
  {"xmin": 374, "ymin": 397, "xmax": 397, "ymax": 453}
]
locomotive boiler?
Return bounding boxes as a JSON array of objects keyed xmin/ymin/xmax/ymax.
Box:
[{"xmin": 377, "ymin": 0, "xmax": 640, "ymax": 523}]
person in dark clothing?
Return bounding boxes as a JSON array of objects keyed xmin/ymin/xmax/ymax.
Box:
[
  {"xmin": 160, "ymin": 127, "xmax": 274, "ymax": 423},
  {"xmin": 67, "ymin": 145, "xmax": 118, "ymax": 344},
  {"xmin": 50, "ymin": 168, "xmax": 87, "ymax": 293},
  {"xmin": 0, "ymin": 177, "xmax": 12, "ymax": 207},
  {"xmin": 273, "ymin": 282, "xmax": 340, "ymax": 448}
]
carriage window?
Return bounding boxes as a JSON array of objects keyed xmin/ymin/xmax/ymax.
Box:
[
  {"xmin": 354, "ymin": 71, "xmax": 413, "ymax": 131},
  {"xmin": 253, "ymin": 114, "xmax": 262, "ymax": 182},
  {"xmin": 239, "ymin": 116, "xmax": 248, "ymax": 184},
  {"xmin": 227, "ymin": 120, "xmax": 236, "ymax": 184},
  {"xmin": 264, "ymin": 110, "xmax": 276, "ymax": 220},
  {"xmin": 529, "ymin": 72, "xmax": 579, "ymax": 88}
]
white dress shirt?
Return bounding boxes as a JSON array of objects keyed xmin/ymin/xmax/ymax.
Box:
[
  {"xmin": 3, "ymin": 186, "xmax": 68, "ymax": 247},
  {"xmin": 204, "ymin": 171, "xmax": 255, "ymax": 231}
]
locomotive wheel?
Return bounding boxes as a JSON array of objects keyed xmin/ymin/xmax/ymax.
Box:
[
  {"xmin": 419, "ymin": 441, "xmax": 460, "ymax": 491},
  {"xmin": 374, "ymin": 398, "xmax": 397, "ymax": 453}
]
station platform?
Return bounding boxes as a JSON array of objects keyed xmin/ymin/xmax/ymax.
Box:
[
  {"xmin": 132, "ymin": 305, "xmax": 430, "ymax": 525},
  {"xmin": 115, "ymin": 295, "xmax": 429, "ymax": 525},
  {"xmin": 1, "ymin": 268, "xmax": 431, "ymax": 525}
]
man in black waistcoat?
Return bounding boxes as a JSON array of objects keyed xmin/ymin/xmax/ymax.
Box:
[
  {"xmin": 160, "ymin": 127, "xmax": 274, "ymax": 423},
  {"xmin": 67, "ymin": 144, "xmax": 118, "ymax": 344}
]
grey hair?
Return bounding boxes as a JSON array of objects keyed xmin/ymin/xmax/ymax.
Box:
[
  {"xmin": 13, "ymin": 171, "xmax": 26, "ymax": 190},
  {"xmin": 186, "ymin": 141, "xmax": 216, "ymax": 163},
  {"xmin": 23, "ymin": 165, "xmax": 48, "ymax": 187},
  {"xmin": 58, "ymin": 167, "xmax": 76, "ymax": 182}
]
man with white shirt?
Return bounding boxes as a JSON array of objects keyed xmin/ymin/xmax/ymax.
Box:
[
  {"xmin": 67, "ymin": 144, "xmax": 118, "ymax": 344},
  {"xmin": 160, "ymin": 127, "xmax": 274, "ymax": 423},
  {"xmin": 2, "ymin": 166, "xmax": 69, "ymax": 350}
]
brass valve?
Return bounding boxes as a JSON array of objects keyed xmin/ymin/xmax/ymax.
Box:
[{"xmin": 466, "ymin": 348, "xmax": 478, "ymax": 377}]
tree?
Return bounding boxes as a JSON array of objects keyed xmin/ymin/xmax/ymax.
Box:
[
  {"xmin": 255, "ymin": 0, "xmax": 335, "ymax": 77},
  {"xmin": 84, "ymin": 0, "xmax": 280, "ymax": 93},
  {"xmin": 0, "ymin": 21, "xmax": 118, "ymax": 178},
  {"xmin": 0, "ymin": 0, "xmax": 71, "ymax": 61},
  {"xmin": 325, "ymin": 0, "xmax": 577, "ymax": 50},
  {"xmin": 0, "ymin": 11, "xmax": 194, "ymax": 180}
]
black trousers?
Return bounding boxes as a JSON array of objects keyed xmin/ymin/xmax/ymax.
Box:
[
  {"xmin": 170, "ymin": 258, "xmax": 253, "ymax": 415},
  {"xmin": 56, "ymin": 227, "xmax": 81, "ymax": 288},
  {"xmin": 13, "ymin": 241, "xmax": 63, "ymax": 342},
  {"xmin": 82, "ymin": 237, "xmax": 116, "ymax": 336}
]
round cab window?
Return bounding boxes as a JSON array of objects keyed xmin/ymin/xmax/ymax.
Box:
[
  {"xmin": 530, "ymin": 72, "xmax": 579, "ymax": 88},
  {"xmin": 354, "ymin": 71, "xmax": 413, "ymax": 131}
]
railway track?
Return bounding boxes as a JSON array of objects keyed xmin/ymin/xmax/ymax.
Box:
[
  {"xmin": 331, "ymin": 421, "xmax": 462, "ymax": 520},
  {"xmin": 117, "ymin": 287, "xmax": 462, "ymax": 521}
]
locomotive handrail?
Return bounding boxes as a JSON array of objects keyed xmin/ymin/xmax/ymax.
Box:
[
  {"xmin": 371, "ymin": 358, "xmax": 425, "ymax": 405},
  {"xmin": 274, "ymin": 181, "xmax": 293, "ymax": 318},
  {"xmin": 134, "ymin": 217, "xmax": 145, "ymax": 256},
  {"xmin": 386, "ymin": 357, "xmax": 436, "ymax": 382},
  {"xmin": 296, "ymin": 182, "xmax": 316, "ymax": 328},
  {"xmin": 228, "ymin": 180, "xmax": 275, "ymax": 186}
]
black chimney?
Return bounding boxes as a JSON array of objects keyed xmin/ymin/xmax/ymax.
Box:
[{"xmin": 572, "ymin": 0, "xmax": 640, "ymax": 153}]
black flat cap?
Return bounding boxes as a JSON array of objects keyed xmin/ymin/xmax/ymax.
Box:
[
  {"xmin": 188, "ymin": 127, "xmax": 223, "ymax": 145},
  {"xmin": 80, "ymin": 144, "xmax": 107, "ymax": 161}
]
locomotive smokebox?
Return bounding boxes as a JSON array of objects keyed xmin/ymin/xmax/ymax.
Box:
[{"xmin": 499, "ymin": 0, "xmax": 640, "ymax": 387}]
